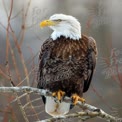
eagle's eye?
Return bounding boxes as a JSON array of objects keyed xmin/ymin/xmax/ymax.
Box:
[{"xmin": 53, "ymin": 19, "xmax": 62, "ymax": 22}]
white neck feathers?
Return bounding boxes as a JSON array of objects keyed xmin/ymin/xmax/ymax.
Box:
[{"xmin": 51, "ymin": 29, "xmax": 81, "ymax": 40}]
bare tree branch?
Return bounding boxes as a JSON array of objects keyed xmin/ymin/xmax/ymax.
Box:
[{"xmin": 0, "ymin": 86, "xmax": 121, "ymax": 122}]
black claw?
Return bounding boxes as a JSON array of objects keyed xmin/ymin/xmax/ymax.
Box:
[
  {"xmin": 70, "ymin": 104, "xmax": 74, "ymax": 109},
  {"xmin": 93, "ymin": 108, "xmax": 100, "ymax": 112},
  {"xmin": 83, "ymin": 101, "xmax": 86, "ymax": 104},
  {"xmin": 59, "ymin": 100, "xmax": 61, "ymax": 103}
]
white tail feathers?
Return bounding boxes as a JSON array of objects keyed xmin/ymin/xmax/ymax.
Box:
[{"xmin": 45, "ymin": 96, "xmax": 70, "ymax": 117}]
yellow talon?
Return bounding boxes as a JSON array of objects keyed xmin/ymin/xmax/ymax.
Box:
[
  {"xmin": 79, "ymin": 97, "xmax": 85, "ymax": 103},
  {"xmin": 52, "ymin": 92, "xmax": 56, "ymax": 96},
  {"xmin": 52, "ymin": 90, "xmax": 65, "ymax": 101},
  {"xmin": 72, "ymin": 94, "xmax": 85, "ymax": 105}
]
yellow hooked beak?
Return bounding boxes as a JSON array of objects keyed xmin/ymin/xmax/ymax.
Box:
[{"xmin": 40, "ymin": 20, "xmax": 55, "ymax": 28}]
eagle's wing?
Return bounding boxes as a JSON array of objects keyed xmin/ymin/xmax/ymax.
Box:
[
  {"xmin": 37, "ymin": 38, "xmax": 54, "ymax": 104},
  {"xmin": 83, "ymin": 37, "xmax": 98, "ymax": 92},
  {"xmin": 37, "ymin": 38, "xmax": 53, "ymax": 89}
]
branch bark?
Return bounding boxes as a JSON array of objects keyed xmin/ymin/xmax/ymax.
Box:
[{"xmin": 0, "ymin": 86, "xmax": 121, "ymax": 122}]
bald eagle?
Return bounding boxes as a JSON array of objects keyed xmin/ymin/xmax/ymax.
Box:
[{"xmin": 37, "ymin": 14, "xmax": 97, "ymax": 117}]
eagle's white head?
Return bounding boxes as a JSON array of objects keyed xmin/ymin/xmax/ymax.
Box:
[{"xmin": 40, "ymin": 14, "xmax": 81, "ymax": 40}]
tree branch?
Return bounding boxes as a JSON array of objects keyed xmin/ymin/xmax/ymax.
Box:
[{"xmin": 0, "ymin": 86, "xmax": 121, "ymax": 122}]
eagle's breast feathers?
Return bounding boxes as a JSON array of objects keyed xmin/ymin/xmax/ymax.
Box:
[{"xmin": 37, "ymin": 35, "xmax": 97, "ymax": 95}]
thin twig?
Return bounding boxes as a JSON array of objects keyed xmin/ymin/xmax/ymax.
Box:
[{"xmin": 5, "ymin": 0, "xmax": 13, "ymax": 63}]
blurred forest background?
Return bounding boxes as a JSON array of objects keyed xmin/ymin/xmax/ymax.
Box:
[{"xmin": 0, "ymin": 0, "xmax": 122, "ymax": 122}]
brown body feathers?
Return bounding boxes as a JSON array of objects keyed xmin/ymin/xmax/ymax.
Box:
[{"xmin": 37, "ymin": 35, "xmax": 97, "ymax": 102}]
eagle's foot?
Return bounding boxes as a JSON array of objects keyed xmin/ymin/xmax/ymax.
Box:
[
  {"xmin": 71, "ymin": 94, "xmax": 85, "ymax": 105},
  {"xmin": 52, "ymin": 90, "xmax": 65, "ymax": 101}
]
